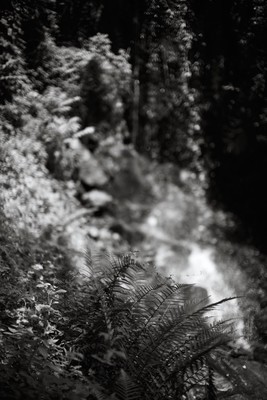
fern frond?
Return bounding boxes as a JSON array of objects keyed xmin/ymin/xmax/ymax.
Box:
[
  {"xmin": 114, "ymin": 369, "xmax": 140, "ymax": 400},
  {"xmin": 206, "ymin": 367, "xmax": 217, "ymax": 400},
  {"xmin": 162, "ymin": 319, "xmax": 233, "ymax": 368},
  {"xmin": 88, "ymin": 382, "xmax": 111, "ymax": 400},
  {"xmin": 133, "ymin": 303, "xmax": 234, "ymax": 378},
  {"xmin": 80, "ymin": 248, "xmax": 240, "ymax": 399},
  {"xmin": 130, "ymin": 282, "xmax": 193, "ymax": 345},
  {"xmin": 148, "ymin": 297, "xmax": 237, "ymax": 351},
  {"xmin": 85, "ymin": 247, "xmax": 115, "ymax": 278},
  {"xmin": 85, "ymin": 247, "xmax": 148, "ymax": 300}
]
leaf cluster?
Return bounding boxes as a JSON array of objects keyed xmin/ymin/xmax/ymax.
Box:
[{"xmin": 62, "ymin": 248, "xmax": 243, "ymax": 400}]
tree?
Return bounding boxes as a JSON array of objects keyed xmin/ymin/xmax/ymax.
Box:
[
  {"xmin": 56, "ymin": 0, "xmax": 104, "ymax": 45},
  {"xmin": 190, "ymin": 0, "xmax": 267, "ymax": 248},
  {"xmin": 134, "ymin": 0, "xmax": 201, "ymax": 169}
]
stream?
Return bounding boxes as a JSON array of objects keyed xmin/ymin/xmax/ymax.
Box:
[
  {"xmin": 65, "ymin": 143, "xmax": 262, "ymax": 352},
  {"xmin": 138, "ymin": 173, "xmax": 250, "ymax": 349}
]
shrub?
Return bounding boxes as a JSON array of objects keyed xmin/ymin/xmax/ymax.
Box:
[{"xmin": 80, "ymin": 34, "xmax": 132, "ymax": 131}]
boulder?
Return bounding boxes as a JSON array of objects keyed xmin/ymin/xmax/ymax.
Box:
[
  {"xmin": 110, "ymin": 220, "xmax": 145, "ymax": 245},
  {"xmin": 81, "ymin": 190, "xmax": 113, "ymax": 209},
  {"xmin": 74, "ymin": 126, "xmax": 95, "ymax": 140},
  {"xmin": 97, "ymin": 140, "xmax": 153, "ymax": 203},
  {"xmin": 74, "ymin": 126, "xmax": 99, "ymax": 151},
  {"xmin": 79, "ymin": 148, "xmax": 109, "ymax": 188}
]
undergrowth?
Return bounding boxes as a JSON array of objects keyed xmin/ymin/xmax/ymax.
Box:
[{"xmin": 0, "ymin": 228, "xmax": 246, "ymax": 399}]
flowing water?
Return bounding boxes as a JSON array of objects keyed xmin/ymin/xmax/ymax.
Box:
[{"xmin": 137, "ymin": 171, "xmax": 250, "ymax": 348}]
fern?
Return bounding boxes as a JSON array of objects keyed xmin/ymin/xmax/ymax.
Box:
[
  {"xmin": 114, "ymin": 369, "xmax": 140, "ymax": 400},
  {"xmin": 76, "ymin": 247, "xmax": 245, "ymax": 400}
]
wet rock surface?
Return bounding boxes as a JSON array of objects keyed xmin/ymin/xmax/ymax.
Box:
[
  {"xmin": 79, "ymin": 147, "xmax": 109, "ymax": 188},
  {"xmin": 81, "ymin": 189, "xmax": 113, "ymax": 210},
  {"xmin": 110, "ymin": 220, "xmax": 145, "ymax": 245}
]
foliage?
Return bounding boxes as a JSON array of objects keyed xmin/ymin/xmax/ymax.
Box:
[
  {"xmin": 135, "ymin": 0, "xmax": 201, "ymax": 168},
  {"xmin": 0, "ymin": 199, "xmax": 79, "ymax": 399},
  {"xmin": 0, "ymin": 9, "xmax": 30, "ymax": 103},
  {"xmin": 1, "ymin": 0, "xmax": 267, "ymax": 249},
  {"xmin": 80, "ymin": 34, "xmax": 132, "ymax": 132},
  {"xmin": 49, "ymin": 45, "xmax": 92, "ymax": 95},
  {"xmin": 37, "ymin": 87, "xmax": 82, "ymax": 180},
  {"xmin": 0, "ymin": 240, "xmax": 86, "ymax": 399},
  {"xmin": 65, "ymin": 248, "xmax": 244, "ymax": 400},
  {"xmin": 0, "ymin": 235, "xmax": 242, "ymax": 400},
  {"xmin": 0, "ymin": 85, "xmax": 83, "ymax": 238},
  {"xmin": 55, "ymin": 0, "xmax": 104, "ymax": 45},
  {"xmin": 0, "ymin": 0, "xmax": 57, "ymax": 94}
]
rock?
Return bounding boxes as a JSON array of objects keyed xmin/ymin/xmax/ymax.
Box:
[
  {"xmin": 87, "ymin": 226, "xmax": 100, "ymax": 239},
  {"xmin": 63, "ymin": 138, "xmax": 107, "ymax": 186},
  {"xmin": 110, "ymin": 220, "xmax": 145, "ymax": 245},
  {"xmin": 74, "ymin": 126, "xmax": 95, "ymax": 139},
  {"xmin": 107, "ymin": 146, "xmax": 153, "ymax": 203},
  {"xmin": 81, "ymin": 190, "xmax": 113, "ymax": 209},
  {"xmin": 230, "ymin": 359, "xmax": 267, "ymax": 399},
  {"xmin": 74, "ymin": 126, "xmax": 99, "ymax": 151},
  {"xmin": 187, "ymin": 285, "xmax": 208, "ymax": 300},
  {"xmin": 79, "ymin": 148, "xmax": 109, "ymax": 188},
  {"xmin": 209, "ymin": 354, "xmax": 267, "ymax": 400},
  {"xmin": 96, "ymin": 139, "xmax": 153, "ymax": 199}
]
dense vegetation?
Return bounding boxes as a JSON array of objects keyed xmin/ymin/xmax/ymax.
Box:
[
  {"xmin": 1, "ymin": 1, "xmax": 267, "ymax": 399},
  {"xmin": 0, "ymin": 225, "xmax": 239, "ymax": 399},
  {"xmin": 1, "ymin": 0, "xmax": 267, "ymax": 249}
]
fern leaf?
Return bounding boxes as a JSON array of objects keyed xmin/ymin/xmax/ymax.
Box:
[
  {"xmin": 206, "ymin": 367, "xmax": 218, "ymax": 400},
  {"xmin": 134, "ymin": 303, "xmax": 234, "ymax": 378},
  {"xmin": 130, "ymin": 282, "xmax": 192, "ymax": 346},
  {"xmin": 114, "ymin": 369, "xmax": 140, "ymax": 400},
  {"xmin": 89, "ymin": 382, "xmax": 111, "ymax": 400},
  {"xmin": 81, "ymin": 248, "xmax": 238, "ymax": 399}
]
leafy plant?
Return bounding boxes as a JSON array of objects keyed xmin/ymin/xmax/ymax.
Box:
[
  {"xmin": 0, "ymin": 10, "xmax": 30, "ymax": 104},
  {"xmin": 64, "ymin": 247, "xmax": 240, "ymax": 400}
]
